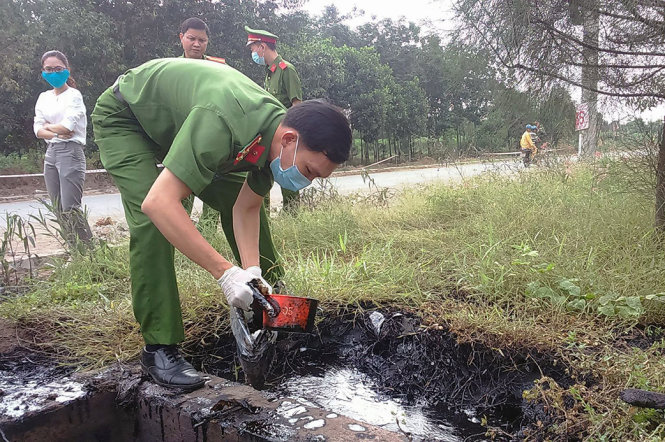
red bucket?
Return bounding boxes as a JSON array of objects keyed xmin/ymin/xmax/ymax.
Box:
[{"xmin": 262, "ymin": 294, "xmax": 318, "ymax": 333}]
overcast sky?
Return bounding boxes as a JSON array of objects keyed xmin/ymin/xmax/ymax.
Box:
[
  {"xmin": 300, "ymin": 0, "xmax": 455, "ymax": 33},
  {"xmin": 297, "ymin": 0, "xmax": 662, "ymax": 122}
]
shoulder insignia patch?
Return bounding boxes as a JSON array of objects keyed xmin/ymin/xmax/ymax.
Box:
[
  {"xmin": 278, "ymin": 61, "xmax": 287, "ymax": 70},
  {"xmin": 234, "ymin": 134, "xmax": 264, "ymax": 165},
  {"xmin": 206, "ymin": 56, "xmax": 226, "ymax": 64}
]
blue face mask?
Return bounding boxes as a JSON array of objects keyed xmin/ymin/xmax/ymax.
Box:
[
  {"xmin": 270, "ymin": 136, "xmax": 312, "ymax": 192},
  {"xmin": 251, "ymin": 51, "xmax": 265, "ymax": 65},
  {"xmin": 42, "ymin": 69, "xmax": 70, "ymax": 88}
]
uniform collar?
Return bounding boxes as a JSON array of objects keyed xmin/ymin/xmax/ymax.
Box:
[
  {"xmin": 179, "ymin": 53, "xmax": 206, "ymax": 59},
  {"xmin": 266, "ymin": 55, "xmax": 283, "ymax": 73}
]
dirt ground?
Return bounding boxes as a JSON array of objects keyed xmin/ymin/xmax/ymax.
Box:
[
  {"xmin": 1, "ymin": 215, "xmax": 129, "ymax": 271},
  {"xmin": 0, "ymin": 318, "xmax": 19, "ymax": 354},
  {"xmin": 0, "ymin": 172, "xmax": 117, "ymax": 201}
]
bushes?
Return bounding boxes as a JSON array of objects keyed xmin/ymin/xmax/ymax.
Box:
[{"xmin": 0, "ymin": 149, "xmax": 44, "ymax": 174}]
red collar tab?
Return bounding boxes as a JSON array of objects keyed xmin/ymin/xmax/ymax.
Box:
[
  {"xmin": 234, "ymin": 134, "xmax": 264, "ymax": 165},
  {"xmin": 278, "ymin": 61, "xmax": 287, "ymax": 70},
  {"xmin": 244, "ymin": 144, "xmax": 265, "ymax": 165},
  {"xmin": 247, "ymin": 34, "xmax": 277, "ymax": 44},
  {"xmin": 269, "ymin": 64, "xmax": 277, "ymax": 73}
]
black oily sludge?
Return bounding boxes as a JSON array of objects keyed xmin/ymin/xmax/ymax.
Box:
[{"xmin": 198, "ymin": 308, "xmax": 577, "ymax": 440}]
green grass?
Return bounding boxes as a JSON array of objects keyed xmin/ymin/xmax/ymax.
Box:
[
  {"xmin": 3, "ymin": 159, "xmax": 665, "ymax": 438},
  {"xmin": 0, "ymin": 149, "xmax": 102, "ymax": 174},
  {"xmin": 0, "ymin": 150, "xmax": 44, "ymax": 174}
]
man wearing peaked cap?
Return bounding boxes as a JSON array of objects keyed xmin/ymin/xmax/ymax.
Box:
[
  {"xmin": 244, "ymin": 26, "xmax": 302, "ymax": 108},
  {"xmin": 245, "ymin": 25, "xmax": 303, "ymax": 211},
  {"xmin": 245, "ymin": 26, "xmax": 279, "ymax": 47}
]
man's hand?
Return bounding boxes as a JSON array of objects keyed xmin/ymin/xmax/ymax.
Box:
[
  {"xmin": 246, "ymin": 266, "xmax": 273, "ymax": 295},
  {"xmin": 218, "ymin": 266, "xmax": 257, "ymax": 310}
]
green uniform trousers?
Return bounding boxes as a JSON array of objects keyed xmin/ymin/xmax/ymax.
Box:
[
  {"xmin": 182, "ymin": 195, "xmax": 220, "ymax": 229},
  {"xmin": 265, "ymin": 187, "xmax": 299, "ymax": 212},
  {"xmin": 281, "ymin": 188, "xmax": 299, "ymax": 210},
  {"xmin": 92, "ymin": 88, "xmax": 283, "ymax": 345}
]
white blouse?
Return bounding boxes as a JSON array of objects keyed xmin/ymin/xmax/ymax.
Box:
[{"xmin": 33, "ymin": 87, "xmax": 87, "ymax": 146}]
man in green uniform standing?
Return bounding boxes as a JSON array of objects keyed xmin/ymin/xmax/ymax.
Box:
[
  {"xmin": 246, "ymin": 26, "xmax": 303, "ymax": 210},
  {"xmin": 91, "ymin": 58, "xmax": 351, "ymax": 390}
]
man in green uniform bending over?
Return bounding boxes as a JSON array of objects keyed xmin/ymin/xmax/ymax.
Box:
[
  {"xmin": 246, "ymin": 26, "xmax": 303, "ymax": 210},
  {"xmin": 92, "ymin": 58, "xmax": 351, "ymax": 390}
]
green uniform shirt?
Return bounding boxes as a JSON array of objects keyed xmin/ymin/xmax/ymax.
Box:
[
  {"xmin": 115, "ymin": 58, "xmax": 286, "ymax": 196},
  {"xmin": 264, "ymin": 55, "xmax": 303, "ymax": 108}
]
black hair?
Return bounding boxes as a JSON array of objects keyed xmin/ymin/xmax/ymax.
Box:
[
  {"xmin": 283, "ymin": 100, "xmax": 352, "ymax": 164},
  {"xmin": 180, "ymin": 17, "xmax": 210, "ymax": 36},
  {"xmin": 251, "ymin": 41, "xmax": 277, "ymax": 52},
  {"xmin": 41, "ymin": 50, "xmax": 76, "ymax": 88}
]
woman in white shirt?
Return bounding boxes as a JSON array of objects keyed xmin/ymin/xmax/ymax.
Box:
[{"xmin": 33, "ymin": 50, "xmax": 92, "ymax": 245}]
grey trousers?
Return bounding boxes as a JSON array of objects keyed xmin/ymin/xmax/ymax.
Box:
[{"xmin": 44, "ymin": 141, "xmax": 92, "ymax": 244}]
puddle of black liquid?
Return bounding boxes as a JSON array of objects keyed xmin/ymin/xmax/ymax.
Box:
[{"xmin": 240, "ymin": 419, "xmax": 297, "ymax": 441}]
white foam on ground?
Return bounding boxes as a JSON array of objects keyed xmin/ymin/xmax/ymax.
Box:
[{"xmin": 0, "ymin": 377, "xmax": 86, "ymax": 419}]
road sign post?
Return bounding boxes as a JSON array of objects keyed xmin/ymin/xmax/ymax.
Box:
[{"xmin": 576, "ymin": 103, "xmax": 589, "ymax": 156}]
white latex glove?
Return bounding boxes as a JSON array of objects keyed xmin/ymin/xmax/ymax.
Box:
[
  {"xmin": 217, "ymin": 266, "xmax": 255, "ymax": 311},
  {"xmin": 245, "ymin": 266, "xmax": 273, "ymax": 295}
]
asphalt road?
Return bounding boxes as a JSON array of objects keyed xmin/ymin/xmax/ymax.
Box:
[{"xmin": 0, "ymin": 160, "xmax": 515, "ymax": 224}]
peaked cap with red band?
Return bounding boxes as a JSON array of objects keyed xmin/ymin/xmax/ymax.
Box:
[{"xmin": 245, "ymin": 25, "xmax": 278, "ymax": 46}]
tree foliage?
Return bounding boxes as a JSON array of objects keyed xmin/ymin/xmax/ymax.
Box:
[
  {"xmin": 2, "ymin": 0, "xmax": 577, "ymax": 162},
  {"xmin": 453, "ymin": 0, "xmax": 665, "ymax": 105}
]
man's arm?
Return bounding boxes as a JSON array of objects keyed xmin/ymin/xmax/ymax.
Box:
[
  {"xmin": 232, "ymin": 179, "xmax": 264, "ymax": 268},
  {"xmin": 284, "ymin": 67, "xmax": 303, "ymax": 106},
  {"xmin": 141, "ymin": 168, "xmax": 233, "ymax": 279}
]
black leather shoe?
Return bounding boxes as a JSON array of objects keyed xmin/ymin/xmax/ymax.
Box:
[{"xmin": 141, "ymin": 346, "xmax": 205, "ymax": 391}]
